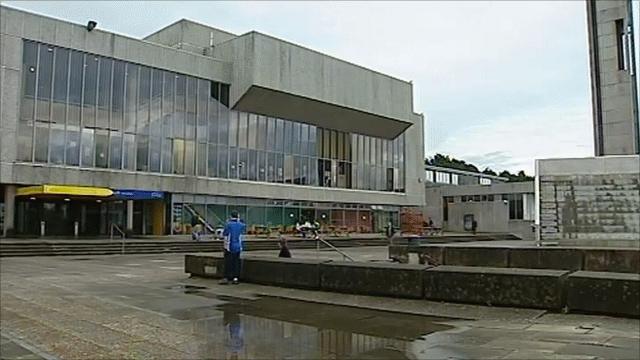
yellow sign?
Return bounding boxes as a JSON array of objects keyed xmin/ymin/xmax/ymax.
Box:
[{"xmin": 16, "ymin": 185, "xmax": 113, "ymax": 197}]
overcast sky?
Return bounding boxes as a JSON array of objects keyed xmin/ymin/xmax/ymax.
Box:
[{"xmin": 5, "ymin": 1, "xmax": 598, "ymax": 173}]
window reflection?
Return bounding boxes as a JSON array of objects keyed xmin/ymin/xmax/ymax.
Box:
[{"xmin": 18, "ymin": 40, "xmax": 407, "ymax": 193}]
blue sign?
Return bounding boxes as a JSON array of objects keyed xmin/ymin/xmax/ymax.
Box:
[{"xmin": 113, "ymin": 189, "xmax": 164, "ymax": 200}]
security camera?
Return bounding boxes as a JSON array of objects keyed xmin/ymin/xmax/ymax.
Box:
[{"xmin": 87, "ymin": 20, "xmax": 97, "ymax": 32}]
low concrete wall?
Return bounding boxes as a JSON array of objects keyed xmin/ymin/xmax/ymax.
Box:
[
  {"xmin": 406, "ymin": 245, "xmax": 640, "ymax": 273},
  {"xmin": 583, "ymin": 249, "xmax": 640, "ymax": 273},
  {"xmin": 444, "ymin": 247, "xmax": 509, "ymax": 267},
  {"xmin": 424, "ymin": 266, "xmax": 569, "ymax": 310},
  {"xmin": 185, "ymin": 254, "xmax": 639, "ymax": 317},
  {"xmin": 320, "ymin": 261, "xmax": 428, "ymax": 298},
  {"xmin": 242, "ymin": 256, "xmax": 326, "ymax": 289},
  {"xmin": 184, "ymin": 254, "xmax": 224, "ymax": 278},
  {"xmin": 509, "ymin": 248, "xmax": 583, "ymax": 271},
  {"xmin": 567, "ymin": 271, "xmax": 640, "ymax": 317}
]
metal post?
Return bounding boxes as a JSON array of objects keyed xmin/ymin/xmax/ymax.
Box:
[
  {"xmin": 40, "ymin": 221, "xmax": 45, "ymax": 237},
  {"xmin": 74, "ymin": 221, "xmax": 79, "ymax": 238}
]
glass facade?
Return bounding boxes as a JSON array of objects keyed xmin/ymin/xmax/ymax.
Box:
[
  {"xmin": 172, "ymin": 194, "xmax": 400, "ymax": 235},
  {"xmin": 18, "ymin": 40, "xmax": 406, "ymax": 192}
]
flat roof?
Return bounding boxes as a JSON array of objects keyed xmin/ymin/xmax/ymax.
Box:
[{"xmin": 424, "ymin": 165, "xmax": 509, "ymax": 181}]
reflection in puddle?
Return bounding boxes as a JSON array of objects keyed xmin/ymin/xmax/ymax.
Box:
[{"xmin": 169, "ymin": 287, "xmax": 454, "ymax": 359}]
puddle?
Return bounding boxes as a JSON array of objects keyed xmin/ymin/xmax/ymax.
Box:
[{"xmin": 166, "ymin": 288, "xmax": 454, "ymax": 359}]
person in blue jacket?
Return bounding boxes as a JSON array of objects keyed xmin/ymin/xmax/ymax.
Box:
[{"xmin": 220, "ymin": 211, "xmax": 246, "ymax": 285}]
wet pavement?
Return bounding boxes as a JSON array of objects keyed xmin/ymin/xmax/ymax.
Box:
[{"xmin": 1, "ymin": 254, "xmax": 639, "ymax": 359}]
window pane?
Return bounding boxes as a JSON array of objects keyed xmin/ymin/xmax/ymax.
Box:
[
  {"xmin": 161, "ymin": 137, "xmax": 172, "ymax": 174},
  {"xmin": 81, "ymin": 128, "xmax": 94, "ymax": 167},
  {"xmin": 150, "ymin": 137, "xmax": 161, "ymax": 172},
  {"xmin": 65, "ymin": 127, "xmax": 80, "ymax": 166},
  {"xmin": 300, "ymin": 124, "xmax": 308, "ymax": 155},
  {"xmin": 34, "ymin": 124, "xmax": 49, "ymax": 162},
  {"xmin": 248, "ymin": 149, "xmax": 257, "ymax": 181},
  {"xmin": 284, "ymin": 154, "xmax": 293, "ymax": 183},
  {"xmin": 162, "ymin": 71, "xmax": 174, "ymax": 137},
  {"xmin": 276, "ymin": 153, "xmax": 284, "ymax": 183},
  {"xmin": 150, "ymin": 69, "xmax": 163, "ymax": 138},
  {"xmin": 17, "ymin": 123, "xmax": 33, "ymax": 161},
  {"xmin": 258, "ymin": 151, "xmax": 266, "ymax": 182},
  {"xmin": 197, "ymin": 79, "xmax": 208, "ymax": 142},
  {"xmin": 238, "ymin": 148, "xmax": 247, "ymax": 180},
  {"xmin": 309, "ymin": 126, "xmax": 316, "ymax": 157},
  {"xmin": 172, "ymin": 138, "xmax": 184, "ymax": 174},
  {"xmin": 267, "ymin": 117, "xmax": 275, "ymax": 151},
  {"xmin": 229, "ymin": 111, "xmax": 238, "ymax": 146},
  {"xmin": 185, "ymin": 77, "xmax": 196, "ymax": 140},
  {"xmin": 49, "ymin": 124, "xmax": 65, "ymax": 164},
  {"xmin": 208, "ymin": 88, "xmax": 218, "ymax": 144},
  {"xmin": 208, "ymin": 143, "xmax": 217, "ymax": 177},
  {"xmin": 67, "ymin": 51, "xmax": 83, "ymax": 127},
  {"xmin": 21, "ymin": 41, "xmax": 37, "ymax": 122},
  {"xmin": 36, "ymin": 44, "xmax": 54, "ymax": 122},
  {"xmin": 248, "ymin": 113, "xmax": 257, "ymax": 149},
  {"xmin": 174, "ymin": 74, "xmax": 185, "ymax": 138},
  {"xmin": 123, "ymin": 133, "xmax": 135, "ymax": 170},
  {"xmin": 217, "ymin": 144, "xmax": 228, "ymax": 178},
  {"xmin": 95, "ymin": 129, "xmax": 108, "ymax": 168},
  {"xmin": 256, "ymin": 115, "xmax": 266, "ymax": 150},
  {"xmin": 110, "ymin": 61, "xmax": 125, "ymax": 130},
  {"xmin": 136, "ymin": 135, "xmax": 149, "ymax": 171},
  {"xmin": 220, "ymin": 84, "xmax": 229, "ymax": 107},
  {"xmin": 109, "ymin": 131, "xmax": 122, "ymax": 169},
  {"xmin": 197, "ymin": 142, "xmax": 207, "ymax": 176},
  {"xmin": 276, "ymin": 119, "xmax": 285, "ymax": 153},
  {"xmin": 284, "ymin": 121, "xmax": 292, "ymax": 154},
  {"xmin": 184, "ymin": 140, "xmax": 195, "ymax": 175},
  {"xmin": 97, "ymin": 57, "xmax": 112, "ymax": 129},
  {"xmin": 238, "ymin": 112, "xmax": 248, "ymax": 148},
  {"xmin": 292, "ymin": 122, "xmax": 300, "ymax": 155},
  {"xmin": 83, "ymin": 54, "xmax": 98, "ymax": 127},
  {"xmin": 52, "ymin": 47, "xmax": 69, "ymax": 124},
  {"xmin": 137, "ymin": 66, "xmax": 150, "ymax": 135},
  {"xmin": 267, "ymin": 152, "xmax": 276, "ymax": 182},
  {"xmin": 124, "ymin": 64, "xmax": 138, "ymax": 133}
]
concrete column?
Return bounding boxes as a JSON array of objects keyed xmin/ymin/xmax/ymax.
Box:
[
  {"xmin": 3, "ymin": 185, "xmax": 17, "ymax": 237},
  {"xmin": 126, "ymin": 200, "xmax": 134, "ymax": 231}
]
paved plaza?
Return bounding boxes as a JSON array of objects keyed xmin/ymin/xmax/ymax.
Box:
[{"xmin": 1, "ymin": 252, "xmax": 639, "ymax": 359}]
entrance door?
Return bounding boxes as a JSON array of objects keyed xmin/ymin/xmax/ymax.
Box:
[
  {"xmin": 463, "ymin": 214, "xmax": 474, "ymax": 231},
  {"xmin": 42, "ymin": 202, "xmax": 74, "ymax": 235}
]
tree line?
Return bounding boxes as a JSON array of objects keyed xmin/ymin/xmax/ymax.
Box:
[{"xmin": 425, "ymin": 153, "xmax": 534, "ymax": 182}]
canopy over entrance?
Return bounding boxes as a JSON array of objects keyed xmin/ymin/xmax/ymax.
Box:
[{"xmin": 16, "ymin": 185, "xmax": 113, "ymax": 198}]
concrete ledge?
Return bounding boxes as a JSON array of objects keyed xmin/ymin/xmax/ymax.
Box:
[
  {"xmin": 388, "ymin": 245, "xmax": 409, "ymax": 263},
  {"xmin": 242, "ymin": 256, "xmax": 326, "ymax": 289},
  {"xmin": 424, "ymin": 266, "xmax": 569, "ymax": 310},
  {"xmin": 567, "ymin": 271, "xmax": 640, "ymax": 318},
  {"xmin": 184, "ymin": 254, "xmax": 224, "ymax": 278},
  {"xmin": 320, "ymin": 261, "xmax": 428, "ymax": 298},
  {"xmin": 418, "ymin": 246, "xmax": 444, "ymax": 266},
  {"xmin": 583, "ymin": 249, "xmax": 640, "ymax": 274},
  {"xmin": 444, "ymin": 247, "xmax": 509, "ymax": 267},
  {"xmin": 509, "ymin": 248, "xmax": 583, "ymax": 270}
]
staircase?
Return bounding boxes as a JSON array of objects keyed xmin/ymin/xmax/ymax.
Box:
[
  {"xmin": 183, "ymin": 204, "xmax": 218, "ymax": 233},
  {"xmin": 0, "ymin": 237, "xmax": 389, "ymax": 257}
]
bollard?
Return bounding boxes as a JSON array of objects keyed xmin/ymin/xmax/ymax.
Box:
[
  {"xmin": 40, "ymin": 221, "xmax": 45, "ymax": 237},
  {"xmin": 74, "ymin": 221, "xmax": 79, "ymax": 238}
]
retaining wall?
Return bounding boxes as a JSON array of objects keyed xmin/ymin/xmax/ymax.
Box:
[
  {"xmin": 184, "ymin": 254, "xmax": 640, "ymax": 318},
  {"xmin": 395, "ymin": 245, "xmax": 639, "ymax": 273}
]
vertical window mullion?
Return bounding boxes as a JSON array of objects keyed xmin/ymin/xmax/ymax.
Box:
[
  {"xmin": 63, "ymin": 47, "xmax": 71, "ymax": 166},
  {"xmin": 47, "ymin": 47, "xmax": 56, "ymax": 164},
  {"xmin": 30, "ymin": 44, "xmax": 41, "ymax": 161}
]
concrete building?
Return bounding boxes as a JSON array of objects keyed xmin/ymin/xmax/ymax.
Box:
[
  {"xmin": 0, "ymin": 6, "xmax": 425, "ymax": 237},
  {"xmin": 535, "ymin": 1, "xmax": 640, "ymax": 247},
  {"xmin": 424, "ymin": 164, "xmax": 507, "ymax": 186},
  {"xmin": 423, "ymin": 167, "xmax": 535, "ymax": 239},
  {"xmin": 536, "ymin": 156, "xmax": 639, "ymax": 247},
  {"xmin": 587, "ymin": 0, "xmax": 639, "ymax": 155}
]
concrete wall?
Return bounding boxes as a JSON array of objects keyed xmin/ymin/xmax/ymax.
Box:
[
  {"xmin": 0, "ymin": 5, "xmax": 425, "ymax": 208},
  {"xmin": 587, "ymin": 0, "xmax": 639, "ymax": 155},
  {"xmin": 537, "ymin": 156, "xmax": 640, "ymax": 246},
  {"xmin": 423, "ymin": 181, "xmax": 534, "ymax": 236},
  {"xmin": 447, "ymin": 201, "xmax": 509, "ymax": 233},
  {"xmin": 213, "ymin": 32, "xmax": 416, "ymax": 139},
  {"xmin": 143, "ymin": 19, "xmax": 237, "ymax": 52}
]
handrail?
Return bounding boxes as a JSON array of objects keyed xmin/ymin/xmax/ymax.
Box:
[
  {"xmin": 183, "ymin": 204, "xmax": 217, "ymax": 233},
  {"xmin": 314, "ymin": 235, "xmax": 355, "ymax": 261},
  {"xmin": 110, "ymin": 223, "xmax": 126, "ymax": 255}
]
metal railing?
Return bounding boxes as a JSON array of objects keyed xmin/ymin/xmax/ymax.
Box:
[
  {"xmin": 110, "ymin": 223, "xmax": 126, "ymax": 254},
  {"xmin": 314, "ymin": 235, "xmax": 355, "ymax": 261}
]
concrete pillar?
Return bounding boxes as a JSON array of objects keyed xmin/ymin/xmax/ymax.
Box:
[
  {"xmin": 126, "ymin": 200, "xmax": 134, "ymax": 231},
  {"xmin": 3, "ymin": 185, "xmax": 17, "ymax": 237}
]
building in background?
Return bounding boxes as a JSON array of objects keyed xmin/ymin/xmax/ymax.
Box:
[
  {"xmin": 0, "ymin": 6, "xmax": 424, "ymax": 237},
  {"xmin": 535, "ymin": 0, "xmax": 639, "ymax": 247},
  {"xmin": 587, "ymin": 0, "xmax": 639, "ymax": 155},
  {"xmin": 423, "ymin": 164, "xmax": 535, "ymax": 239}
]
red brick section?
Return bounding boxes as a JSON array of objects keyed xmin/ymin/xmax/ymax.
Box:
[{"xmin": 400, "ymin": 208, "xmax": 424, "ymax": 235}]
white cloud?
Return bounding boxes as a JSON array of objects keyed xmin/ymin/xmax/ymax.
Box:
[{"xmin": 430, "ymin": 100, "xmax": 594, "ymax": 174}]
